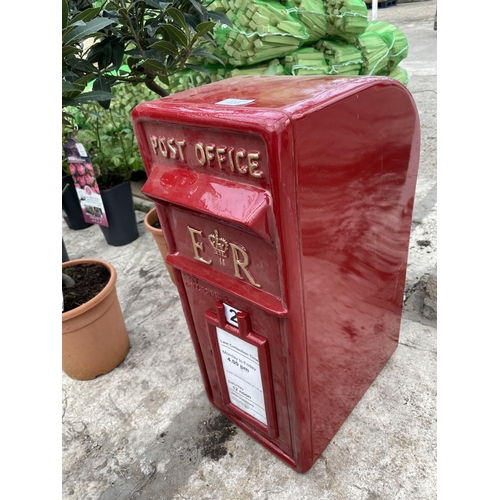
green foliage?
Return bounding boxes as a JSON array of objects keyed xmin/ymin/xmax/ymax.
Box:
[
  {"xmin": 66, "ymin": 84, "xmax": 158, "ymax": 184},
  {"xmin": 62, "ymin": 0, "xmax": 116, "ymax": 124},
  {"xmin": 62, "ymin": 0, "xmax": 231, "ymax": 124}
]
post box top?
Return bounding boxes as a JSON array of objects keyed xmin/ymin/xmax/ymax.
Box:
[{"xmin": 132, "ymin": 75, "xmax": 408, "ymax": 125}]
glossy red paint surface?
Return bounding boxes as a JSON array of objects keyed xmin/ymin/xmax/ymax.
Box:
[{"xmin": 132, "ymin": 75, "xmax": 420, "ymax": 473}]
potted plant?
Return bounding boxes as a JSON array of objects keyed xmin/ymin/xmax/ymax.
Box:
[
  {"xmin": 62, "ymin": 258, "xmax": 130, "ymax": 380},
  {"xmin": 62, "ymin": 0, "xmax": 228, "ymax": 245},
  {"xmin": 65, "ymin": 84, "xmax": 158, "ymax": 246},
  {"xmin": 143, "ymin": 206, "xmax": 176, "ymax": 282}
]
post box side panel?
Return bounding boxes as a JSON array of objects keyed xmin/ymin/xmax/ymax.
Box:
[{"xmin": 293, "ymin": 82, "xmax": 420, "ymax": 460}]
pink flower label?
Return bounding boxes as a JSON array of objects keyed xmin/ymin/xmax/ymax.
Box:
[{"xmin": 64, "ymin": 139, "xmax": 108, "ymax": 227}]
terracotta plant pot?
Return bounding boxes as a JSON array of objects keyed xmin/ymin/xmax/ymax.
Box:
[
  {"xmin": 62, "ymin": 258, "xmax": 130, "ymax": 380},
  {"xmin": 144, "ymin": 207, "xmax": 175, "ymax": 282}
]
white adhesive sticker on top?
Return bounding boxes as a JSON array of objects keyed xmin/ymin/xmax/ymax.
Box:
[{"xmin": 215, "ymin": 98, "xmax": 255, "ymax": 106}]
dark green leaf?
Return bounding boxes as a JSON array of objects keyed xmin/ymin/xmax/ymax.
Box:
[
  {"xmin": 62, "ymin": 0, "xmax": 68, "ymax": 30},
  {"xmin": 63, "ymin": 97, "xmax": 80, "ymax": 107},
  {"xmin": 191, "ymin": 49, "xmax": 224, "ymax": 65},
  {"xmin": 158, "ymin": 75, "xmax": 170, "ymax": 85},
  {"xmin": 207, "ymin": 11, "xmax": 232, "ymax": 26},
  {"xmin": 150, "ymin": 41, "xmax": 179, "ymax": 56},
  {"xmin": 145, "ymin": 25, "xmax": 159, "ymax": 37},
  {"xmin": 166, "ymin": 7, "xmax": 187, "ymax": 31},
  {"xmin": 184, "ymin": 13, "xmax": 200, "ymax": 31},
  {"xmin": 195, "ymin": 21, "xmax": 216, "ymax": 38},
  {"xmin": 144, "ymin": 49, "xmax": 163, "ymax": 61},
  {"xmin": 189, "ymin": 0, "xmax": 206, "ymax": 17},
  {"xmin": 70, "ymin": 58, "xmax": 99, "ymax": 74},
  {"xmin": 62, "ymin": 46, "xmax": 80, "ymax": 58},
  {"xmin": 141, "ymin": 59, "xmax": 167, "ymax": 73},
  {"xmin": 143, "ymin": 0, "xmax": 161, "ymax": 8},
  {"xmin": 92, "ymin": 77, "xmax": 112, "ymax": 109},
  {"xmin": 125, "ymin": 48, "xmax": 142, "ymax": 57},
  {"xmin": 63, "ymin": 18, "xmax": 115, "ymax": 44},
  {"xmin": 74, "ymin": 74, "xmax": 97, "ymax": 87},
  {"xmin": 163, "ymin": 25, "xmax": 188, "ymax": 48},
  {"xmin": 62, "ymin": 20, "xmax": 86, "ymax": 41},
  {"xmin": 71, "ymin": 7, "xmax": 101, "ymax": 24},
  {"xmin": 92, "ymin": 76, "xmax": 111, "ymax": 93},
  {"xmin": 112, "ymin": 43, "xmax": 125, "ymax": 71},
  {"xmin": 76, "ymin": 91, "xmax": 115, "ymax": 103},
  {"xmin": 62, "ymin": 81, "xmax": 81, "ymax": 93},
  {"xmin": 185, "ymin": 64, "xmax": 212, "ymax": 77}
]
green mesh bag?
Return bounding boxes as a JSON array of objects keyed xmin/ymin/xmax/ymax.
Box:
[
  {"xmin": 356, "ymin": 31, "xmax": 390, "ymax": 75},
  {"xmin": 291, "ymin": 0, "xmax": 328, "ymax": 43},
  {"xmin": 211, "ymin": 0, "xmax": 309, "ymax": 67},
  {"xmin": 388, "ymin": 65, "xmax": 409, "ymax": 86},
  {"xmin": 365, "ymin": 21, "xmax": 409, "ymax": 70},
  {"xmin": 225, "ymin": 58, "xmax": 286, "ymax": 77},
  {"xmin": 283, "ymin": 47, "xmax": 331, "ymax": 75},
  {"xmin": 323, "ymin": 0, "xmax": 369, "ymax": 39},
  {"xmin": 315, "ymin": 38, "xmax": 363, "ymax": 75}
]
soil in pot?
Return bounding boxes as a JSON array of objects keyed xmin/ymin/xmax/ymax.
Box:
[
  {"xmin": 63, "ymin": 263, "xmax": 110, "ymax": 312},
  {"xmin": 62, "ymin": 259, "xmax": 130, "ymax": 380}
]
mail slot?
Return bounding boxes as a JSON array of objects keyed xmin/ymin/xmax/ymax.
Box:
[{"xmin": 132, "ymin": 75, "xmax": 420, "ymax": 473}]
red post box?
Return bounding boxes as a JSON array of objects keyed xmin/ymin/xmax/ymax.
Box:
[{"xmin": 132, "ymin": 75, "xmax": 420, "ymax": 473}]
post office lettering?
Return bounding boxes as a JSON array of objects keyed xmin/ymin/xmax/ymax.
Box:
[{"xmin": 149, "ymin": 135, "xmax": 263, "ymax": 179}]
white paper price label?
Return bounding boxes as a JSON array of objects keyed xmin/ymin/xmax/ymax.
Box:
[{"xmin": 216, "ymin": 327, "xmax": 267, "ymax": 425}]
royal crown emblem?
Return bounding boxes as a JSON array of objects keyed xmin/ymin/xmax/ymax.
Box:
[{"xmin": 208, "ymin": 229, "xmax": 229, "ymax": 258}]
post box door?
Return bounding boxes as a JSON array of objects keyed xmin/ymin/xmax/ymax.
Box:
[{"xmin": 179, "ymin": 275, "xmax": 294, "ymax": 458}]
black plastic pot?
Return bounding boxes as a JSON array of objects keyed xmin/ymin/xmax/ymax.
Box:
[
  {"xmin": 62, "ymin": 174, "xmax": 93, "ymax": 230},
  {"xmin": 99, "ymin": 181, "xmax": 139, "ymax": 246},
  {"xmin": 63, "ymin": 239, "xmax": 70, "ymax": 262}
]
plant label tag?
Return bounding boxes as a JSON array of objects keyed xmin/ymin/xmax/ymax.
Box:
[
  {"xmin": 216, "ymin": 327, "xmax": 267, "ymax": 425},
  {"xmin": 63, "ymin": 139, "xmax": 109, "ymax": 227},
  {"xmin": 76, "ymin": 143, "xmax": 88, "ymax": 157}
]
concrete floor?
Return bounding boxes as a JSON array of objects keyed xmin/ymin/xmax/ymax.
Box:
[{"xmin": 62, "ymin": 1, "xmax": 437, "ymax": 498}]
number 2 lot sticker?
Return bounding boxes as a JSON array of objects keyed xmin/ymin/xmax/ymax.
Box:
[{"xmin": 223, "ymin": 303, "xmax": 241, "ymax": 327}]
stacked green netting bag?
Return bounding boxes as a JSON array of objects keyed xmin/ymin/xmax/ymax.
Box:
[
  {"xmin": 159, "ymin": 0, "xmax": 411, "ymax": 94},
  {"xmin": 290, "ymin": 0, "xmax": 328, "ymax": 43},
  {"xmin": 283, "ymin": 47, "xmax": 331, "ymax": 75},
  {"xmin": 388, "ymin": 65, "xmax": 409, "ymax": 86},
  {"xmin": 315, "ymin": 38, "xmax": 363, "ymax": 75},
  {"xmin": 365, "ymin": 20, "xmax": 409, "ymax": 71},
  {"xmin": 323, "ymin": 0, "xmax": 369, "ymax": 41},
  {"xmin": 355, "ymin": 30, "xmax": 390, "ymax": 75},
  {"xmin": 225, "ymin": 58, "xmax": 286, "ymax": 77},
  {"xmin": 212, "ymin": 0, "xmax": 309, "ymax": 67}
]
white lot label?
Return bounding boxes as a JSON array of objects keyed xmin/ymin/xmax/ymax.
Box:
[
  {"xmin": 216, "ymin": 327, "xmax": 267, "ymax": 425},
  {"xmin": 76, "ymin": 143, "xmax": 88, "ymax": 157},
  {"xmin": 223, "ymin": 303, "xmax": 242, "ymax": 327},
  {"xmin": 215, "ymin": 98, "xmax": 255, "ymax": 106}
]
